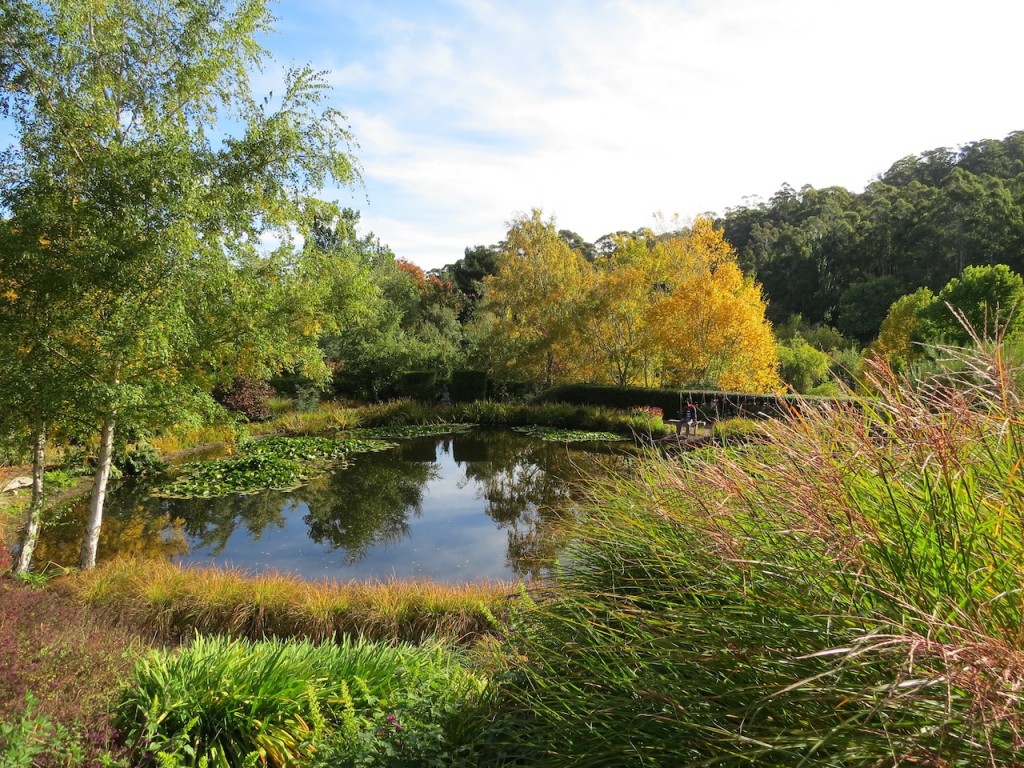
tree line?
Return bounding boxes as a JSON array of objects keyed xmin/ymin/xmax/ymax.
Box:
[{"xmin": 717, "ymin": 132, "xmax": 1024, "ymax": 341}]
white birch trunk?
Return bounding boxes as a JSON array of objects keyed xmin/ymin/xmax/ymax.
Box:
[
  {"xmin": 79, "ymin": 415, "xmax": 115, "ymax": 569},
  {"xmin": 14, "ymin": 421, "xmax": 46, "ymax": 574}
]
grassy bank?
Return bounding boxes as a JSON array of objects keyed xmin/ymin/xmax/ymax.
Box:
[{"xmin": 72, "ymin": 558, "xmax": 511, "ymax": 645}]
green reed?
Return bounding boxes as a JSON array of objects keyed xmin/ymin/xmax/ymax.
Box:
[{"xmin": 492, "ymin": 345, "xmax": 1024, "ymax": 767}]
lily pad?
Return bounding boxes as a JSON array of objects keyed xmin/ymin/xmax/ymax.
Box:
[
  {"xmin": 153, "ymin": 455, "xmax": 312, "ymax": 499},
  {"xmin": 512, "ymin": 426, "xmax": 628, "ymax": 443},
  {"xmin": 153, "ymin": 437, "xmax": 400, "ymax": 499},
  {"xmin": 342, "ymin": 424, "xmax": 476, "ymax": 440},
  {"xmin": 246, "ymin": 436, "xmax": 397, "ymax": 461}
]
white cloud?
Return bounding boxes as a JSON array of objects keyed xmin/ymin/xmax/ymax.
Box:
[{"xmin": 273, "ymin": 0, "xmax": 1024, "ymax": 269}]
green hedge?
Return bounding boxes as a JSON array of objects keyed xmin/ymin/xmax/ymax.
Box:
[
  {"xmin": 535, "ymin": 383, "xmax": 841, "ymax": 421},
  {"xmin": 449, "ymin": 370, "xmax": 488, "ymax": 402},
  {"xmin": 394, "ymin": 371, "xmax": 438, "ymax": 401}
]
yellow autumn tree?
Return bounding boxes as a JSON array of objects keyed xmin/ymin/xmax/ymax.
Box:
[
  {"xmin": 480, "ymin": 209, "xmax": 590, "ymax": 386},
  {"xmin": 579, "ymin": 233, "xmax": 663, "ymax": 386},
  {"xmin": 650, "ymin": 219, "xmax": 781, "ymax": 392}
]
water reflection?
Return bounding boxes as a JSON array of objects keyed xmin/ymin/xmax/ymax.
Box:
[{"xmin": 35, "ymin": 429, "xmax": 631, "ymax": 582}]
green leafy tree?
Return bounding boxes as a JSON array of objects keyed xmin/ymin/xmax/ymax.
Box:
[
  {"xmin": 776, "ymin": 337, "xmax": 833, "ymax": 394},
  {"xmin": 923, "ymin": 264, "xmax": 1024, "ymax": 345},
  {"xmin": 836, "ymin": 275, "xmax": 906, "ymax": 343},
  {"xmin": 1, "ymin": 0, "xmax": 360, "ymax": 568},
  {"xmin": 871, "ymin": 287, "xmax": 935, "ymax": 371},
  {"xmin": 326, "ymin": 250, "xmax": 467, "ymax": 401},
  {"xmin": 436, "ymin": 243, "xmax": 502, "ymax": 320},
  {"xmin": 0, "ymin": 220, "xmax": 83, "ymax": 572}
]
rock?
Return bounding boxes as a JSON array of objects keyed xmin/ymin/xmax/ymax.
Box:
[{"xmin": 1, "ymin": 476, "xmax": 32, "ymax": 493}]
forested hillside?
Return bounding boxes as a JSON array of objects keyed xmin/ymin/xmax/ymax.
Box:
[{"xmin": 716, "ymin": 131, "xmax": 1024, "ymax": 341}]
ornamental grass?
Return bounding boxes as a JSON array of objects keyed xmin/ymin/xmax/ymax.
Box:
[
  {"xmin": 495, "ymin": 344, "xmax": 1024, "ymax": 767},
  {"xmin": 69, "ymin": 558, "xmax": 511, "ymax": 645}
]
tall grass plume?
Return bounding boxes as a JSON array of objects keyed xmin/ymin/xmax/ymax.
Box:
[{"xmin": 496, "ymin": 344, "xmax": 1024, "ymax": 766}]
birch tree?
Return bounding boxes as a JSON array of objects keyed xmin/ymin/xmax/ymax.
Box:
[{"xmin": 0, "ymin": 0, "xmax": 360, "ymax": 568}]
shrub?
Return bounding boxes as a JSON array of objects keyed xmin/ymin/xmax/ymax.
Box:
[
  {"xmin": 395, "ymin": 371, "xmax": 438, "ymax": 402},
  {"xmin": 116, "ymin": 442, "xmax": 168, "ymax": 477},
  {"xmin": 449, "ymin": 370, "xmax": 488, "ymax": 403},
  {"xmin": 214, "ymin": 376, "xmax": 275, "ymax": 422}
]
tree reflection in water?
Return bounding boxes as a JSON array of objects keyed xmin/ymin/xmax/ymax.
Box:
[
  {"xmin": 296, "ymin": 447, "xmax": 434, "ymax": 563},
  {"xmin": 33, "ymin": 430, "xmax": 633, "ymax": 580},
  {"xmin": 460, "ymin": 430, "xmax": 590, "ymax": 578}
]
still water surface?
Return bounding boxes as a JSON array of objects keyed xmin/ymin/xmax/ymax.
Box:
[{"xmin": 36, "ymin": 429, "xmax": 630, "ymax": 582}]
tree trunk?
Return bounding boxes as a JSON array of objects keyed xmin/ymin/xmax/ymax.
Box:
[
  {"xmin": 79, "ymin": 415, "xmax": 115, "ymax": 569},
  {"xmin": 14, "ymin": 420, "xmax": 46, "ymax": 574}
]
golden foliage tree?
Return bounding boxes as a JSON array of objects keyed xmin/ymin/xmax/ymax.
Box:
[
  {"xmin": 479, "ymin": 214, "xmax": 780, "ymax": 392},
  {"xmin": 481, "ymin": 210, "xmax": 590, "ymax": 386},
  {"xmin": 580, "ymin": 234, "xmax": 663, "ymax": 387},
  {"xmin": 650, "ymin": 220, "xmax": 780, "ymax": 391}
]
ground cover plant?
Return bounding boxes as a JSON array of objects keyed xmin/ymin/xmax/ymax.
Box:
[
  {"xmin": 492, "ymin": 344, "xmax": 1024, "ymax": 766},
  {"xmin": 118, "ymin": 633, "xmax": 488, "ymax": 768},
  {"xmin": 0, "ymin": 577, "xmax": 137, "ymax": 766}
]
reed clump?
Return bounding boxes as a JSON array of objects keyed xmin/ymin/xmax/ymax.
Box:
[
  {"xmin": 496, "ymin": 345, "xmax": 1024, "ymax": 766},
  {"xmin": 147, "ymin": 423, "xmax": 240, "ymax": 456},
  {"xmin": 70, "ymin": 558, "xmax": 512, "ymax": 645},
  {"xmin": 256, "ymin": 401, "xmax": 361, "ymax": 436}
]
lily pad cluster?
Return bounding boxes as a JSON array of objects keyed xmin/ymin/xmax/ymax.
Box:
[
  {"xmin": 154, "ymin": 456, "xmax": 310, "ymax": 499},
  {"xmin": 246, "ymin": 436, "xmax": 396, "ymax": 461},
  {"xmin": 343, "ymin": 423, "xmax": 476, "ymax": 439},
  {"xmin": 512, "ymin": 426, "xmax": 628, "ymax": 443},
  {"xmin": 154, "ymin": 436, "xmax": 398, "ymax": 499}
]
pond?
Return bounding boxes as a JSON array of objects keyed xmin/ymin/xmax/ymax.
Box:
[{"xmin": 33, "ymin": 429, "xmax": 634, "ymax": 583}]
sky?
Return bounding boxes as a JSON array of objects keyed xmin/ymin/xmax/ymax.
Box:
[{"xmin": 199, "ymin": 1, "xmax": 1024, "ymax": 269}]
